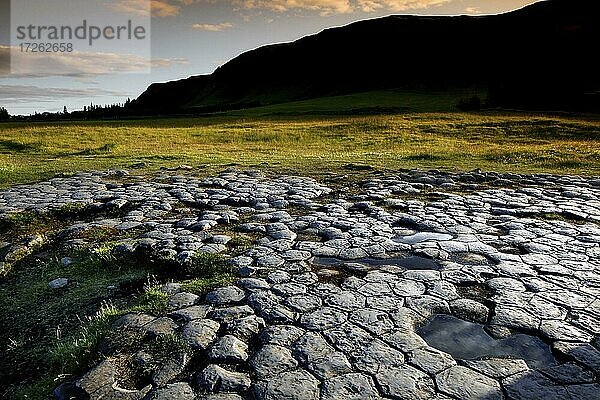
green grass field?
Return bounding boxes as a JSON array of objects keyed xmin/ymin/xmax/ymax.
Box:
[
  {"xmin": 206, "ymin": 89, "xmax": 484, "ymax": 115},
  {"xmin": 2, "ymin": 106, "xmax": 600, "ymax": 187}
]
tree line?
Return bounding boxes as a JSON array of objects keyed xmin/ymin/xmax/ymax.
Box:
[{"xmin": 0, "ymin": 99, "xmax": 149, "ymax": 122}]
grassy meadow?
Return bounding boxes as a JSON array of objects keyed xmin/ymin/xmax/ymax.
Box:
[{"xmin": 2, "ymin": 108, "xmax": 600, "ymax": 187}]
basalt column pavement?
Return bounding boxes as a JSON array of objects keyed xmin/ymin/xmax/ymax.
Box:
[{"xmin": 1, "ymin": 169, "xmax": 600, "ymax": 400}]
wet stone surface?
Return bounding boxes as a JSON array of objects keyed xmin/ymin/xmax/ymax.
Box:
[
  {"xmin": 1, "ymin": 168, "xmax": 599, "ymax": 399},
  {"xmin": 417, "ymin": 314, "xmax": 557, "ymax": 369}
]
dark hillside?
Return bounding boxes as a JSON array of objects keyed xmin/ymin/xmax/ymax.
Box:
[{"xmin": 134, "ymin": 0, "xmax": 599, "ymax": 113}]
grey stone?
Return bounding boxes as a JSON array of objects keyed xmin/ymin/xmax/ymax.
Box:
[
  {"xmin": 300, "ymin": 307, "xmax": 347, "ymax": 331},
  {"xmin": 170, "ymin": 305, "xmax": 211, "ymax": 322},
  {"xmin": 436, "ymin": 366, "xmax": 503, "ymax": 400},
  {"xmin": 207, "ymin": 335, "xmax": 248, "ymax": 363},
  {"xmin": 197, "ymin": 364, "xmax": 251, "ymax": 393},
  {"xmin": 250, "ymin": 344, "xmax": 298, "ymax": 379},
  {"xmin": 160, "ymin": 282, "xmax": 182, "ymax": 295},
  {"xmin": 354, "ymin": 339, "xmax": 405, "ymax": 375},
  {"xmin": 152, "ymin": 353, "xmax": 188, "ymax": 386},
  {"xmin": 77, "ymin": 360, "xmax": 116, "ymax": 395},
  {"xmin": 225, "ymin": 315, "xmax": 265, "ymax": 341},
  {"xmin": 427, "ymin": 281, "xmax": 459, "ymax": 300},
  {"xmin": 266, "ymin": 270, "xmax": 291, "ymax": 284},
  {"xmin": 325, "ymin": 291, "xmax": 366, "ymax": 311},
  {"xmin": 338, "ymin": 247, "xmax": 369, "ymax": 260},
  {"xmin": 540, "ymin": 362, "xmax": 595, "ymax": 384},
  {"xmin": 365, "ymin": 294, "xmax": 404, "ymax": 311},
  {"xmin": 259, "ymin": 303, "xmax": 297, "ymax": 324},
  {"xmin": 342, "ymin": 276, "xmax": 368, "ymax": 291},
  {"xmin": 392, "ymin": 279, "xmax": 426, "ymax": 296},
  {"xmin": 49, "ymin": 278, "xmax": 69, "ymax": 289},
  {"xmin": 257, "ymin": 254, "xmax": 285, "ymax": 269},
  {"xmin": 409, "ymin": 347, "xmax": 456, "ymax": 375},
  {"xmin": 285, "ymin": 294, "xmax": 322, "ymax": 313},
  {"xmin": 323, "ymin": 323, "xmax": 374, "ymax": 358},
  {"xmin": 349, "ymin": 308, "xmax": 394, "ymax": 335},
  {"xmin": 260, "ymin": 325, "xmax": 306, "ymax": 346},
  {"xmin": 553, "ymin": 342, "xmax": 600, "ymax": 372},
  {"xmin": 487, "ymin": 277, "xmax": 526, "ymax": 292},
  {"xmin": 292, "ymin": 332, "xmax": 335, "ymax": 363},
  {"xmin": 450, "ymin": 299, "xmax": 489, "ymax": 323},
  {"xmin": 376, "ymin": 365, "xmax": 436, "ymax": 400},
  {"xmin": 491, "ymin": 306, "xmax": 540, "ymax": 331},
  {"xmin": 390, "ymin": 307, "xmax": 427, "ymax": 330},
  {"xmin": 10, "ymin": 168, "xmax": 600, "ymax": 400},
  {"xmin": 539, "ymin": 319, "xmax": 593, "ymax": 342},
  {"xmin": 382, "ymin": 330, "xmax": 428, "ymax": 353},
  {"xmin": 205, "ymin": 286, "xmax": 246, "ymax": 305},
  {"xmin": 357, "ymin": 282, "xmax": 393, "ymax": 298},
  {"xmin": 237, "ymin": 277, "xmax": 270, "ymax": 291},
  {"xmin": 321, "ymin": 373, "xmax": 379, "ymax": 400},
  {"xmin": 208, "ymin": 305, "xmax": 255, "ymax": 322},
  {"xmin": 143, "ymin": 317, "xmax": 177, "ymax": 337},
  {"xmin": 405, "ymin": 295, "xmax": 450, "ymax": 317},
  {"xmin": 484, "ymin": 325, "xmax": 513, "ymax": 340},
  {"xmin": 60, "ymin": 257, "xmax": 74, "ymax": 267},
  {"xmin": 272, "ymin": 282, "xmax": 307, "ymax": 297},
  {"xmin": 308, "ymin": 351, "xmax": 352, "ymax": 380},
  {"xmin": 182, "ymin": 319, "xmax": 220, "ymax": 349},
  {"xmin": 247, "ymin": 290, "xmax": 282, "ymax": 312},
  {"xmin": 257, "ymin": 369, "xmax": 319, "ymax": 400},
  {"xmin": 77, "ymin": 360, "xmax": 151, "ymax": 399},
  {"xmin": 212, "ymin": 235, "xmax": 232, "ymax": 244},
  {"xmin": 198, "ymin": 395, "xmax": 243, "ymax": 400},
  {"xmin": 463, "ymin": 358, "xmax": 529, "ymax": 379},
  {"xmin": 145, "ymin": 383, "xmax": 194, "ymax": 400},
  {"xmin": 503, "ymin": 371, "xmax": 569, "ymax": 400},
  {"xmin": 168, "ymin": 292, "xmax": 199, "ymax": 309},
  {"xmin": 291, "ymin": 272, "xmax": 319, "ymax": 285},
  {"xmin": 565, "ymin": 383, "xmax": 600, "ymax": 399}
]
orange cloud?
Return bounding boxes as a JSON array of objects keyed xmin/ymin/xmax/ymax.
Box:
[
  {"xmin": 108, "ymin": 0, "xmax": 457, "ymax": 18},
  {"xmin": 152, "ymin": 0, "xmax": 181, "ymax": 17},
  {"xmin": 232, "ymin": 0, "xmax": 353, "ymax": 14},
  {"xmin": 107, "ymin": 0, "xmax": 181, "ymax": 18},
  {"xmin": 192, "ymin": 22, "xmax": 234, "ymax": 31},
  {"xmin": 231, "ymin": 0, "xmax": 454, "ymax": 14},
  {"xmin": 464, "ymin": 6, "xmax": 481, "ymax": 14},
  {"xmin": 357, "ymin": 0, "xmax": 453, "ymax": 12}
]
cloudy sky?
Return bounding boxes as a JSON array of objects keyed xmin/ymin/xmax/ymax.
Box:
[{"xmin": 0, "ymin": 0, "xmax": 539, "ymax": 115}]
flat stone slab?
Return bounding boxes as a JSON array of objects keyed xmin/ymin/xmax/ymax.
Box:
[
  {"xmin": 321, "ymin": 373, "xmax": 380, "ymax": 400},
  {"xmin": 436, "ymin": 366, "xmax": 503, "ymax": 400}
]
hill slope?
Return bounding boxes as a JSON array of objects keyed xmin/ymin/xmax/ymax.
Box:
[{"xmin": 134, "ymin": 0, "xmax": 600, "ymax": 113}]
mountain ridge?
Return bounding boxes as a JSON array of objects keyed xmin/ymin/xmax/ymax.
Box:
[{"xmin": 133, "ymin": 0, "xmax": 600, "ymax": 113}]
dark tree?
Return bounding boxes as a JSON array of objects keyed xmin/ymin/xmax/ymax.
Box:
[{"xmin": 0, "ymin": 107, "xmax": 10, "ymax": 121}]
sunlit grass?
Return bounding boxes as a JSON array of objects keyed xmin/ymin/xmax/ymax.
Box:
[{"xmin": 1, "ymin": 111, "xmax": 600, "ymax": 186}]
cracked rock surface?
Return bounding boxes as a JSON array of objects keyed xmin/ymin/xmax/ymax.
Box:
[{"xmin": 2, "ymin": 168, "xmax": 599, "ymax": 399}]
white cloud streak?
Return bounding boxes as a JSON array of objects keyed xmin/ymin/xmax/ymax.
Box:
[
  {"xmin": 0, "ymin": 84, "xmax": 127, "ymax": 103},
  {"xmin": 0, "ymin": 46, "xmax": 188, "ymax": 78}
]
